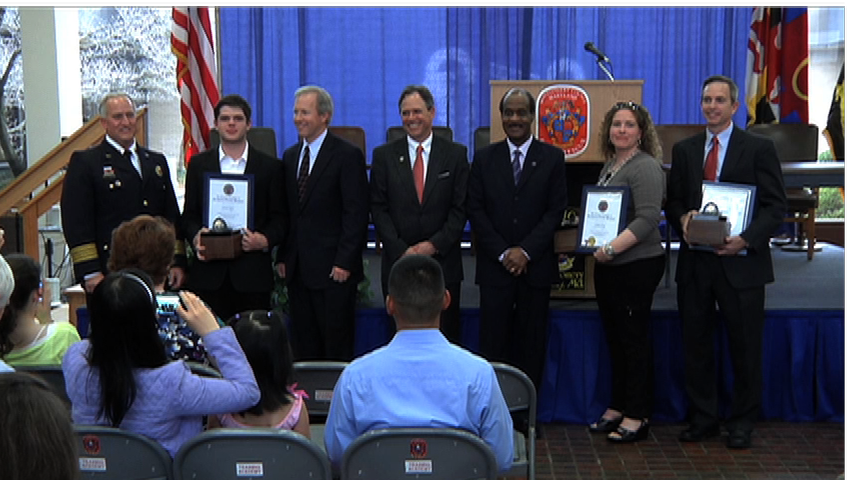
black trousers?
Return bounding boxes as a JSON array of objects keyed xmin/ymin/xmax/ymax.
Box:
[
  {"xmin": 195, "ymin": 280, "xmax": 271, "ymax": 323},
  {"xmin": 678, "ymin": 252, "xmax": 766, "ymax": 433},
  {"xmin": 479, "ymin": 280, "xmax": 551, "ymax": 391},
  {"xmin": 288, "ymin": 268, "xmax": 357, "ymax": 361},
  {"xmin": 594, "ymin": 254, "xmax": 665, "ymax": 421}
]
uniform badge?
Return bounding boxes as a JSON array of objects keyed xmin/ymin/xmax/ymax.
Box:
[
  {"xmin": 103, "ymin": 166, "xmax": 115, "ymax": 178},
  {"xmin": 155, "ymin": 165, "xmax": 163, "ymax": 177}
]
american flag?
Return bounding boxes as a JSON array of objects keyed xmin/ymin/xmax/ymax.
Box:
[{"xmin": 171, "ymin": 7, "xmax": 220, "ymax": 164}]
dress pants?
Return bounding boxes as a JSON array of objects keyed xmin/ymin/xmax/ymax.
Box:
[
  {"xmin": 594, "ymin": 254, "xmax": 665, "ymax": 421},
  {"xmin": 678, "ymin": 251, "xmax": 766, "ymax": 433},
  {"xmin": 479, "ymin": 280, "xmax": 551, "ymax": 391},
  {"xmin": 195, "ymin": 280, "xmax": 271, "ymax": 323},
  {"xmin": 288, "ymin": 264, "xmax": 357, "ymax": 361}
]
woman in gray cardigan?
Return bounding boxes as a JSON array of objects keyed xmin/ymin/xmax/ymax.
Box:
[{"xmin": 587, "ymin": 101, "xmax": 666, "ymax": 443}]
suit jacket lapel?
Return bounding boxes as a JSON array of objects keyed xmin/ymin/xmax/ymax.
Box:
[
  {"xmin": 496, "ymin": 142, "xmax": 515, "ymax": 191},
  {"xmin": 719, "ymin": 127, "xmax": 745, "ymax": 181},
  {"xmin": 300, "ymin": 135, "xmax": 332, "ymax": 209},
  {"xmin": 422, "ymin": 136, "xmax": 446, "ymax": 204},
  {"xmin": 390, "ymin": 137, "xmax": 420, "ymax": 205},
  {"xmin": 516, "ymin": 140, "xmax": 539, "ymax": 189}
]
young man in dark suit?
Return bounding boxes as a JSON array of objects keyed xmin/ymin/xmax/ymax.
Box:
[
  {"xmin": 182, "ymin": 94, "xmax": 287, "ymax": 320},
  {"xmin": 275, "ymin": 86, "xmax": 369, "ymax": 361},
  {"xmin": 370, "ymin": 85, "xmax": 469, "ymax": 344},
  {"xmin": 61, "ymin": 93, "xmax": 185, "ymax": 293},
  {"xmin": 665, "ymin": 75, "xmax": 786, "ymax": 449},
  {"xmin": 467, "ymin": 87, "xmax": 568, "ymax": 394}
]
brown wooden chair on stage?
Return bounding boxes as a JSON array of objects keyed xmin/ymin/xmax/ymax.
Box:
[
  {"xmin": 209, "ymin": 127, "xmax": 278, "ymax": 159},
  {"xmin": 328, "ymin": 126, "xmax": 367, "ymax": 157},
  {"xmin": 747, "ymin": 123, "xmax": 820, "ymax": 260},
  {"xmin": 654, "ymin": 124, "xmax": 706, "ymax": 286}
]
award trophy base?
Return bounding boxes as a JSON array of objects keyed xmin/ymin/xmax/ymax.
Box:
[{"xmin": 200, "ymin": 231, "xmax": 243, "ymax": 260}]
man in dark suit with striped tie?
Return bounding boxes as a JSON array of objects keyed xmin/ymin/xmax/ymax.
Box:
[
  {"xmin": 467, "ymin": 87, "xmax": 568, "ymax": 394},
  {"xmin": 665, "ymin": 75, "xmax": 786, "ymax": 449},
  {"xmin": 275, "ymin": 86, "xmax": 369, "ymax": 361}
]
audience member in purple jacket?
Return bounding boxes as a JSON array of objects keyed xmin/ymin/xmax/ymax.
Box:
[{"xmin": 62, "ymin": 269, "xmax": 259, "ymax": 456}]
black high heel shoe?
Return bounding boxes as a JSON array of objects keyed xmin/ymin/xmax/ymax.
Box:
[
  {"xmin": 588, "ymin": 414, "xmax": 623, "ymax": 433},
  {"xmin": 607, "ymin": 420, "xmax": 649, "ymax": 443}
]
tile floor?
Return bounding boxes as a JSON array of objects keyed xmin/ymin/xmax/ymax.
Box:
[{"xmin": 503, "ymin": 421, "xmax": 844, "ymax": 479}]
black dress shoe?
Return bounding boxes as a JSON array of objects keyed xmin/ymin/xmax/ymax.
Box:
[
  {"xmin": 588, "ymin": 415, "xmax": 623, "ymax": 433},
  {"xmin": 607, "ymin": 421, "xmax": 649, "ymax": 443},
  {"xmin": 727, "ymin": 429, "xmax": 752, "ymax": 449},
  {"xmin": 678, "ymin": 424, "xmax": 720, "ymax": 442}
]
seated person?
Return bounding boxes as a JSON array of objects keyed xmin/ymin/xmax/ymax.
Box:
[
  {"xmin": 0, "ymin": 254, "xmax": 14, "ymax": 372},
  {"xmin": 0, "ymin": 372, "xmax": 78, "ymax": 480},
  {"xmin": 0, "ymin": 254, "xmax": 80, "ymax": 366},
  {"xmin": 208, "ymin": 310, "xmax": 310, "ymax": 438},
  {"xmin": 324, "ymin": 255, "xmax": 514, "ymax": 471},
  {"xmin": 108, "ymin": 214, "xmax": 208, "ymax": 362},
  {"xmin": 62, "ymin": 270, "xmax": 260, "ymax": 456}
]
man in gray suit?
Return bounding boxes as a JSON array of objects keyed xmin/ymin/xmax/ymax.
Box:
[{"xmin": 370, "ymin": 85, "xmax": 469, "ymax": 344}]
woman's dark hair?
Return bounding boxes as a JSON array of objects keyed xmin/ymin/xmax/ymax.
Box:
[
  {"xmin": 0, "ymin": 372, "xmax": 79, "ymax": 480},
  {"xmin": 229, "ymin": 310, "xmax": 295, "ymax": 416},
  {"xmin": 0, "ymin": 254, "xmax": 41, "ymax": 356},
  {"xmin": 87, "ymin": 269, "xmax": 168, "ymax": 426},
  {"xmin": 107, "ymin": 214, "xmax": 175, "ymax": 287}
]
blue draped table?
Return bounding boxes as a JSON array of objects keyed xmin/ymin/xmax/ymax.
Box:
[{"xmin": 353, "ymin": 308, "xmax": 844, "ymax": 424}]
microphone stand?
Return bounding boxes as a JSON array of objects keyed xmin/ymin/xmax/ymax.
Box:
[{"xmin": 596, "ymin": 58, "xmax": 615, "ymax": 82}]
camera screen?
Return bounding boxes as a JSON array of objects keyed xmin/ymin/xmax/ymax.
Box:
[{"xmin": 156, "ymin": 294, "xmax": 181, "ymax": 317}]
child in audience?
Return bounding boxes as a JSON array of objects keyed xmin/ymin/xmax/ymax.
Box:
[
  {"xmin": 208, "ymin": 310, "xmax": 310, "ymax": 438},
  {"xmin": 62, "ymin": 269, "xmax": 259, "ymax": 456},
  {"xmin": 0, "ymin": 254, "xmax": 80, "ymax": 366},
  {"xmin": 0, "ymin": 372, "xmax": 78, "ymax": 480}
]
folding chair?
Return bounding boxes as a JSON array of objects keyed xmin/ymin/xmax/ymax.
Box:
[
  {"xmin": 73, "ymin": 425, "xmax": 172, "ymax": 479},
  {"xmin": 341, "ymin": 428, "xmax": 498, "ymax": 480},
  {"xmin": 293, "ymin": 361, "xmax": 348, "ymax": 452},
  {"xmin": 328, "ymin": 126, "xmax": 367, "ymax": 157},
  {"xmin": 491, "ymin": 362, "xmax": 536, "ymax": 479},
  {"xmin": 16, "ymin": 364, "xmax": 70, "ymax": 407},
  {"xmin": 173, "ymin": 428, "xmax": 331, "ymax": 480}
]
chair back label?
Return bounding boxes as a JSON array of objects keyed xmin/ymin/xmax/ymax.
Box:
[
  {"xmin": 405, "ymin": 459, "xmax": 433, "ymax": 473},
  {"xmin": 79, "ymin": 457, "xmax": 107, "ymax": 472},
  {"xmin": 236, "ymin": 462, "xmax": 264, "ymax": 476}
]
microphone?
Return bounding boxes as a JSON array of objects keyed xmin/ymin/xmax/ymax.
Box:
[{"xmin": 584, "ymin": 42, "xmax": 610, "ymax": 63}]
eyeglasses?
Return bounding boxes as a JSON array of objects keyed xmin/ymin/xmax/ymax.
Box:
[{"xmin": 614, "ymin": 101, "xmax": 640, "ymax": 111}]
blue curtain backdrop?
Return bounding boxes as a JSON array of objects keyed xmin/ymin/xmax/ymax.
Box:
[{"xmin": 219, "ymin": 7, "xmax": 752, "ymax": 161}]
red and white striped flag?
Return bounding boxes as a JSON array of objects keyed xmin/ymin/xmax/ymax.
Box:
[{"xmin": 171, "ymin": 7, "xmax": 220, "ymax": 164}]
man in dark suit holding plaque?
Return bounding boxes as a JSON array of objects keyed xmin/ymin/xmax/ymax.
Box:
[
  {"xmin": 183, "ymin": 94, "xmax": 287, "ymax": 320},
  {"xmin": 275, "ymin": 86, "xmax": 369, "ymax": 361},
  {"xmin": 370, "ymin": 85, "xmax": 469, "ymax": 344},
  {"xmin": 467, "ymin": 87, "xmax": 567, "ymax": 393},
  {"xmin": 665, "ymin": 75, "xmax": 786, "ymax": 449},
  {"xmin": 61, "ymin": 93, "xmax": 185, "ymax": 293}
]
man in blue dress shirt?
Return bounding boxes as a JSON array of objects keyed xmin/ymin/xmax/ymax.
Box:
[{"xmin": 324, "ymin": 254, "xmax": 514, "ymax": 471}]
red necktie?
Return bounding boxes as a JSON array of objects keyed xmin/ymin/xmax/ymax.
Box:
[
  {"xmin": 704, "ymin": 136, "xmax": 719, "ymax": 181},
  {"xmin": 414, "ymin": 144, "xmax": 425, "ymax": 203}
]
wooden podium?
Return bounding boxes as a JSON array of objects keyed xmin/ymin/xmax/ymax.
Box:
[{"xmin": 489, "ymin": 80, "xmax": 643, "ymax": 298}]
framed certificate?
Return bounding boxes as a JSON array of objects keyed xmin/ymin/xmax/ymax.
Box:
[
  {"xmin": 203, "ymin": 173, "xmax": 255, "ymax": 230},
  {"xmin": 700, "ymin": 181, "xmax": 756, "ymax": 236},
  {"xmin": 576, "ymin": 185, "xmax": 630, "ymax": 252}
]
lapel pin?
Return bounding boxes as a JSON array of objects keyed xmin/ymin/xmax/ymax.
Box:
[
  {"xmin": 115, "ymin": 180, "xmax": 122, "ymax": 187},
  {"xmin": 399, "ymin": 156, "xmax": 405, "ymax": 163},
  {"xmin": 155, "ymin": 165, "xmax": 163, "ymax": 177},
  {"xmin": 532, "ymin": 161, "xmax": 538, "ymax": 167}
]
